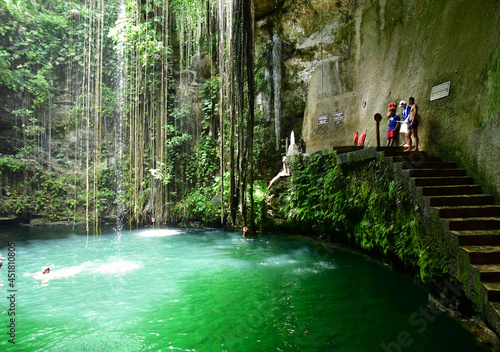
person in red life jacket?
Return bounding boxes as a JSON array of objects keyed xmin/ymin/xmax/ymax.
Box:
[{"xmin": 386, "ymin": 102, "xmax": 397, "ymax": 117}]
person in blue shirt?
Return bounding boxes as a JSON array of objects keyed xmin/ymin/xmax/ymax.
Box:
[
  {"xmin": 399, "ymin": 100, "xmax": 411, "ymax": 146},
  {"xmin": 386, "ymin": 108, "xmax": 400, "ymax": 146}
]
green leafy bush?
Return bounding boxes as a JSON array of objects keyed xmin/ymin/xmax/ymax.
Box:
[
  {"xmin": 0, "ymin": 157, "xmax": 25, "ymax": 173},
  {"xmin": 279, "ymin": 154, "xmax": 447, "ymax": 283}
]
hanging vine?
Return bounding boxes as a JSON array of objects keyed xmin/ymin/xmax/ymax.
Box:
[{"xmin": 0, "ymin": 0, "xmax": 261, "ymax": 230}]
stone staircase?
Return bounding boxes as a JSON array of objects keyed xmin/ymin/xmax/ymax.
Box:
[{"xmin": 378, "ymin": 147, "xmax": 500, "ymax": 333}]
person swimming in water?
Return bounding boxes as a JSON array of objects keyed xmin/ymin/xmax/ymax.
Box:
[{"xmin": 42, "ymin": 267, "xmax": 50, "ymax": 274}]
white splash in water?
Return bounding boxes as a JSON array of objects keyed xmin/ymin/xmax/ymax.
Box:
[
  {"xmin": 27, "ymin": 262, "xmax": 93, "ymax": 280},
  {"xmin": 137, "ymin": 229, "xmax": 182, "ymax": 238},
  {"xmin": 94, "ymin": 260, "xmax": 143, "ymax": 275},
  {"xmin": 27, "ymin": 259, "xmax": 144, "ymax": 281},
  {"xmin": 259, "ymin": 254, "xmax": 300, "ymax": 267},
  {"xmin": 292, "ymin": 261, "xmax": 337, "ymax": 276}
]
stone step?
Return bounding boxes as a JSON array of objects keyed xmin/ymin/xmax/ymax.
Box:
[
  {"xmin": 333, "ymin": 146, "xmax": 364, "ymax": 154},
  {"xmin": 447, "ymin": 217, "xmax": 500, "ymax": 231},
  {"xmin": 456, "ymin": 230, "xmax": 500, "ymax": 246},
  {"xmin": 381, "ymin": 147, "xmax": 500, "ymax": 336},
  {"xmin": 429, "ymin": 194, "xmax": 495, "ymax": 207},
  {"xmin": 402, "ymin": 161, "xmax": 458, "ymax": 169},
  {"xmin": 377, "ymin": 147, "xmax": 407, "ymax": 156},
  {"xmin": 437, "ymin": 205, "xmax": 500, "ymax": 219},
  {"xmin": 393, "ymin": 155, "xmax": 442, "ymax": 164},
  {"xmin": 413, "ymin": 176, "xmax": 474, "ymax": 187},
  {"xmin": 392, "ymin": 150, "xmax": 434, "ymax": 157},
  {"xmin": 422, "ymin": 185, "xmax": 482, "ymax": 196},
  {"xmin": 472, "ymin": 264, "xmax": 500, "ymax": 281},
  {"xmin": 409, "ymin": 168, "xmax": 467, "ymax": 177},
  {"xmin": 482, "ymin": 282, "xmax": 500, "ymax": 301},
  {"xmin": 461, "ymin": 246, "xmax": 500, "ymax": 264}
]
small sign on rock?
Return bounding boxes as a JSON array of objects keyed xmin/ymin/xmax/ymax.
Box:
[
  {"xmin": 430, "ymin": 81, "xmax": 451, "ymax": 101},
  {"xmin": 317, "ymin": 114, "xmax": 329, "ymax": 125}
]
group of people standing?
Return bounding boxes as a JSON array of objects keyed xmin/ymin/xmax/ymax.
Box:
[{"xmin": 386, "ymin": 97, "xmax": 419, "ymax": 151}]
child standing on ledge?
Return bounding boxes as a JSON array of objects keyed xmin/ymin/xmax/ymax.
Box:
[{"xmin": 386, "ymin": 107, "xmax": 400, "ymax": 147}]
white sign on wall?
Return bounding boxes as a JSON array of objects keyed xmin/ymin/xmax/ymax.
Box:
[
  {"xmin": 334, "ymin": 110, "xmax": 344, "ymax": 122},
  {"xmin": 430, "ymin": 81, "xmax": 451, "ymax": 101},
  {"xmin": 317, "ymin": 114, "xmax": 329, "ymax": 125}
]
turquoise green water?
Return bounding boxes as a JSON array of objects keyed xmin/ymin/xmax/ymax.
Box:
[{"xmin": 0, "ymin": 226, "xmax": 488, "ymax": 351}]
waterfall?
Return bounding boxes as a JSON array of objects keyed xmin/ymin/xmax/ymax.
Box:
[
  {"xmin": 272, "ymin": 33, "xmax": 282, "ymax": 151},
  {"xmin": 114, "ymin": 0, "xmax": 128, "ymax": 236},
  {"xmin": 265, "ymin": 66, "xmax": 272, "ymax": 121}
]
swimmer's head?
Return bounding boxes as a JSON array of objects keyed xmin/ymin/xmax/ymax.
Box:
[{"xmin": 42, "ymin": 267, "xmax": 50, "ymax": 274}]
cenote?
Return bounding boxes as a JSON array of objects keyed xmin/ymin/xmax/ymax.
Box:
[{"xmin": 0, "ymin": 226, "xmax": 488, "ymax": 351}]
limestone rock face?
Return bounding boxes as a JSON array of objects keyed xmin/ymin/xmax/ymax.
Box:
[
  {"xmin": 0, "ymin": 88, "xmax": 74, "ymax": 155},
  {"xmin": 0, "ymin": 92, "xmax": 16, "ymax": 130},
  {"xmin": 256, "ymin": 0, "xmax": 357, "ymax": 142},
  {"xmin": 302, "ymin": 58, "xmax": 362, "ymax": 153},
  {"xmin": 0, "ymin": 91, "xmax": 21, "ymax": 154},
  {"xmin": 254, "ymin": 0, "xmax": 286, "ymax": 19},
  {"xmin": 50, "ymin": 91, "xmax": 73, "ymax": 130},
  {"xmin": 261, "ymin": 0, "xmax": 500, "ymax": 198}
]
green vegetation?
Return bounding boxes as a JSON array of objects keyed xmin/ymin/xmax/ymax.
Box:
[
  {"xmin": 1, "ymin": 0, "xmax": 442, "ymax": 242},
  {"xmin": 0, "ymin": 0, "xmax": 277, "ymax": 229},
  {"xmin": 0, "ymin": 156, "xmax": 25, "ymax": 174},
  {"xmin": 278, "ymin": 154, "xmax": 448, "ymax": 283},
  {"xmin": 0, "ymin": 155, "xmax": 121, "ymax": 222}
]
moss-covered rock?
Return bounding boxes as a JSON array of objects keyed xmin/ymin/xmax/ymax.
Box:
[{"xmin": 271, "ymin": 153, "xmax": 448, "ymax": 283}]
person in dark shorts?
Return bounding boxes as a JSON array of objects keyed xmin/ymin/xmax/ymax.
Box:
[{"xmin": 406, "ymin": 97, "xmax": 419, "ymax": 151}]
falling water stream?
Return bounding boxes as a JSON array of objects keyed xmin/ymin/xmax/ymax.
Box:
[
  {"xmin": 114, "ymin": 0, "xmax": 128, "ymax": 241},
  {"xmin": 0, "ymin": 226, "xmax": 489, "ymax": 352},
  {"xmin": 272, "ymin": 33, "xmax": 282, "ymax": 151}
]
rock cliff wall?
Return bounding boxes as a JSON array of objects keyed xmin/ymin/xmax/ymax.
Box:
[{"xmin": 256, "ymin": 0, "xmax": 500, "ymax": 199}]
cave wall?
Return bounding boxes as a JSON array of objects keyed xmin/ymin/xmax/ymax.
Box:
[
  {"xmin": 257, "ymin": 0, "xmax": 500, "ymax": 199},
  {"xmin": 0, "ymin": 89, "xmax": 22, "ymax": 154}
]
